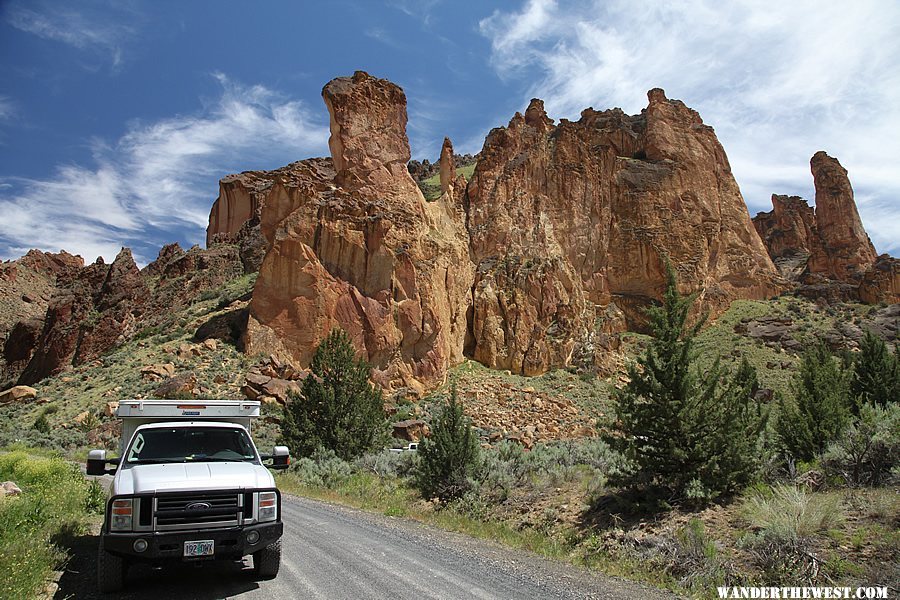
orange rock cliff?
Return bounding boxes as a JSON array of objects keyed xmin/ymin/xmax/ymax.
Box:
[{"xmin": 206, "ymin": 72, "xmax": 816, "ymax": 393}]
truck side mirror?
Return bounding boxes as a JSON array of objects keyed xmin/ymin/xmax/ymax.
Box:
[
  {"xmin": 271, "ymin": 446, "xmax": 290, "ymax": 470},
  {"xmin": 87, "ymin": 449, "xmax": 108, "ymax": 475},
  {"xmin": 86, "ymin": 449, "xmax": 119, "ymax": 475}
]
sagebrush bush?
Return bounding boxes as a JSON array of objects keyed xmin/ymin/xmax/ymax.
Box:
[
  {"xmin": 822, "ymin": 403, "xmax": 899, "ymax": 487},
  {"xmin": 739, "ymin": 485, "xmax": 845, "ymax": 585},
  {"xmin": 741, "ymin": 485, "xmax": 844, "ymax": 541},
  {"xmin": 355, "ymin": 449, "xmax": 420, "ymax": 479},
  {"xmin": 287, "ymin": 448, "xmax": 354, "ymax": 488},
  {"xmin": 32, "ymin": 413, "xmax": 50, "ymax": 434},
  {"xmin": 477, "ymin": 439, "xmax": 629, "ymax": 503}
]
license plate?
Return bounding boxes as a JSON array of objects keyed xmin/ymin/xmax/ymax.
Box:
[{"xmin": 183, "ymin": 540, "xmax": 214, "ymax": 557}]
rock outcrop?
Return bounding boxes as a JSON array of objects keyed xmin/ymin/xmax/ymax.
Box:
[
  {"xmin": 207, "ymin": 75, "xmax": 794, "ymax": 388},
  {"xmin": 439, "ymin": 137, "xmax": 454, "ymax": 194},
  {"xmin": 752, "ymin": 195, "xmax": 819, "ymax": 279},
  {"xmin": 807, "ymin": 151, "xmax": 877, "ymax": 281},
  {"xmin": 859, "ymin": 255, "xmax": 900, "ymax": 304},
  {"xmin": 245, "ymin": 71, "xmax": 473, "ymax": 395},
  {"xmin": 19, "ymin": 249, "xmax": 147, "ymax": 385},
  {"xmin": 143, "ymin": 242, "xmax": 245, "ymax": 317},
  {"xmin": 0, "ymin": 250, "xmax": 84, "ymax": 386},
  {"xmin": 466, "ymin": 91, "xmax": 782, "ymax": 373},
  {"xmin": 753, "ymin": 152, "xmax": 886, "ymax": 300}
]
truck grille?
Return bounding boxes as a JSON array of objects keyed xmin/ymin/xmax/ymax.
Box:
[{"xmin": 154, "ymin": 492, "xmax": 241, "ymax": 531}]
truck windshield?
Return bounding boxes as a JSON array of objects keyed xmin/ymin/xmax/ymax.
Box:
[{"xmin": 125, "ymin": 427, "xmax": 257, "ymax": 464}]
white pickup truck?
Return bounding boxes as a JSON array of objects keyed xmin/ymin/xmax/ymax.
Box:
[{"xmin": 86, "ymin": 399, "xmax": 290, "ymax": 593}]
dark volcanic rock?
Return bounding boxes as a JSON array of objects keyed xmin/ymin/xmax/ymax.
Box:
[{"xmin": 19, "ymin": 249, "xmax": 147, "ymax": 385}]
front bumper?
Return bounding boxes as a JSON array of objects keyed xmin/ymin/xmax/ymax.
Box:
[{"xmin": 101, "ymin": 521, "xmax": 283, "ymax": 562}]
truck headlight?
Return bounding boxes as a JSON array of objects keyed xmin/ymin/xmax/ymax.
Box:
[
  {"xmin": 110, "ymin": 498, "xmax": 133, "ymax": 532},
  {"xmin": 257, "ymin": 491, "xmax": 277, "ymax": 522}
]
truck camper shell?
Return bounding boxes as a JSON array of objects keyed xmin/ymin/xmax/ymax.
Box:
[{"xmin": 116, "ymin": 399, "xmax": 261, "ymax": 452}]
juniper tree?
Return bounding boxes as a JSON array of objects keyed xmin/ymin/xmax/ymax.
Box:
[
  {"xmin": 609, "ymin": 262, "xmax": 767, "ymax": 502},
  {"xmin": 280, "ymin": 329, "xmax": 385, "ymax": 461},
  {"xmin": 416, "ymin": 384, "xmax": 480, "ymax": 503},
  {"xmin": 850, "ymin": 330, "xmax": 899, "ymax": 413},
  {"xmin": 776, "ymin": 342, "xmax": 851, "ymax": 462}
]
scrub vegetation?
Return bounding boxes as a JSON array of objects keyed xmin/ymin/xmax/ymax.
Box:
[{"xmin": 0, "ymin": 449, "xmax": 104, "ymax": 599}]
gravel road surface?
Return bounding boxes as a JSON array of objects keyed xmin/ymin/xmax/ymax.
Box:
[{"xmin": 56, "ymin": 494, "xmax": 678, "ymax": 599}]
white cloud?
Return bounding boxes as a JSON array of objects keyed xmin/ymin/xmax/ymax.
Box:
[
  {"xmin": 0, "ymin": 97, "xmax": 13, "ymax": 120},
  {"xmin": 0, "ymin": 75, "xmax": 329, "ymax": 263},
  {"xmin": 387, "ymin": 0, "xmax": 441, "ymax": 26},
  {"xmin": 4, "ymin": 1, "xmax": 136, "ymax": 68},
  {"xmin": 480, "ymin": 0, "xmax": 900, "ymax": 254}
]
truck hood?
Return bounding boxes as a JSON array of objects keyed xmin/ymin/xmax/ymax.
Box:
[{"xmin": 114, "ymin": 462, "xmax": 275, "ymax": 495}]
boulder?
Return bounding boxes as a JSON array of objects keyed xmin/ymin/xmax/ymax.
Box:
[
  {"xmin": 259, "ymin": 378, "xmax": 302, "ymax": 405},
  {"xmin": 0, "ymin": 385, "xmax": 37, "ymax": 404},
  {"xmin": 154, "ymin": 373, "xmax": 197, "ymax": 399},
  {"xmin": 140, "ymin": 363, "xmax": 176, "ymax": 381},
  {"xmin": 0, "ymin": 481, "xmax": 22, "ymax": 497},
  {"xmin": 392, "ymin": 419, "xmax": 429, "ymax": 442}
]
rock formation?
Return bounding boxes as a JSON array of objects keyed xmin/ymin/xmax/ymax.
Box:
[
  {"xmin": 859, "ymin": 255, "xmax": 900, "ymax": 304},
  {"xmin": 0, "ymin": 250, "xmax": 83, "ymax": 386},
  {"xmin": 807, "ymin": 152, "xmax": 877, "ymax": 280},
  {"xmin": 202, "ymin": 75, "xmax": 795, "ymax": 387},
  {"xmin": 752, "ymin": 195, "xmax": 819, "ymax": 279},
  {"xmin": 466, "ymin": 91, "xmax": 782, "ymax": 373},
  {"xmin": 19, "ymin": 249, "xmax": 147, "ymax": 385},
  {"xmin": 2, "ymin": 236, "xmax": 252, "ymax": 386},
  {"xmin": 245, "ymin": 71, "xmax": 473, "ymax": 395},
  {"xmin": 753, "ymin": 152, "xmax": 884, "ymax": 300},
  {"xmin": 439, "ymin": 137, "xmax": 454, "ymax": 194},
  {"xmin": 142, "ymin": 242, "xmax": 246, "ymax": 317}
]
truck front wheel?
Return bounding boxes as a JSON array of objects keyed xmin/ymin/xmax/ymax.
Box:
[
  {"xmin": 252, "ymin": 539, "xmax": 281, "ymax": 579},
  {"xmin": 97, "ymin": 542, "xmax": 127, "ymax": 593}
]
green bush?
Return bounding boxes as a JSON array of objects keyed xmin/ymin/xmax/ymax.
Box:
[
  {"xmin": 850, "ymin": 331, "xmax": 899, "ymax": 412},
  {"xmin": 32, "ymin": 413, "xmax": 50, "ymax": 434},
  {"xmin": 608, "ymin": 263, "xmax": 768, "ymax": 502},
  {"xmin": 280, "ymin": 329, "xmax": 387, "ymax": 461},
  {"xmin": 777, "ymin": 343, "xmax": 851, "ymax": 462},
  {"xmin": 416, "ymin": 385, "xmax": 480, "ymax": 502},
  {"xmin": 287, "ymin": 448, "xmax": 354, "ymax": 488},
  {"xmin": 0, "ymin": 451, "xmax": 98, "ymax": 598},
  {"xmin": 822, "ymin": 403, "xmax": 900, "ymax": 487}
]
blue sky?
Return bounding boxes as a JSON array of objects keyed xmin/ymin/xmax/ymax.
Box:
[{"xmin": 1, "ymin": 0, "xmax": 898, "ymax": 265}]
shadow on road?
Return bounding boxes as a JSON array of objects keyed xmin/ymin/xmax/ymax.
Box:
[{"xmin": 56, "ymin": 534, "xmax": 261, "ymax": 599}]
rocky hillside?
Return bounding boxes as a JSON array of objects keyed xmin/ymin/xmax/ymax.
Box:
[{"xmin": 2, "ymin": 70, "xmax": 897, "ymax": 400}]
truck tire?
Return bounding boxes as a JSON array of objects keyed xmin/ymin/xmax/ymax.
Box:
[
  {"xmin": 97, "ymin": 543, "xmax": 127, "ymax": 593},
  {"xmin": 252, "ymin": 539, "xmax": 281, "ymax": 579}
]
